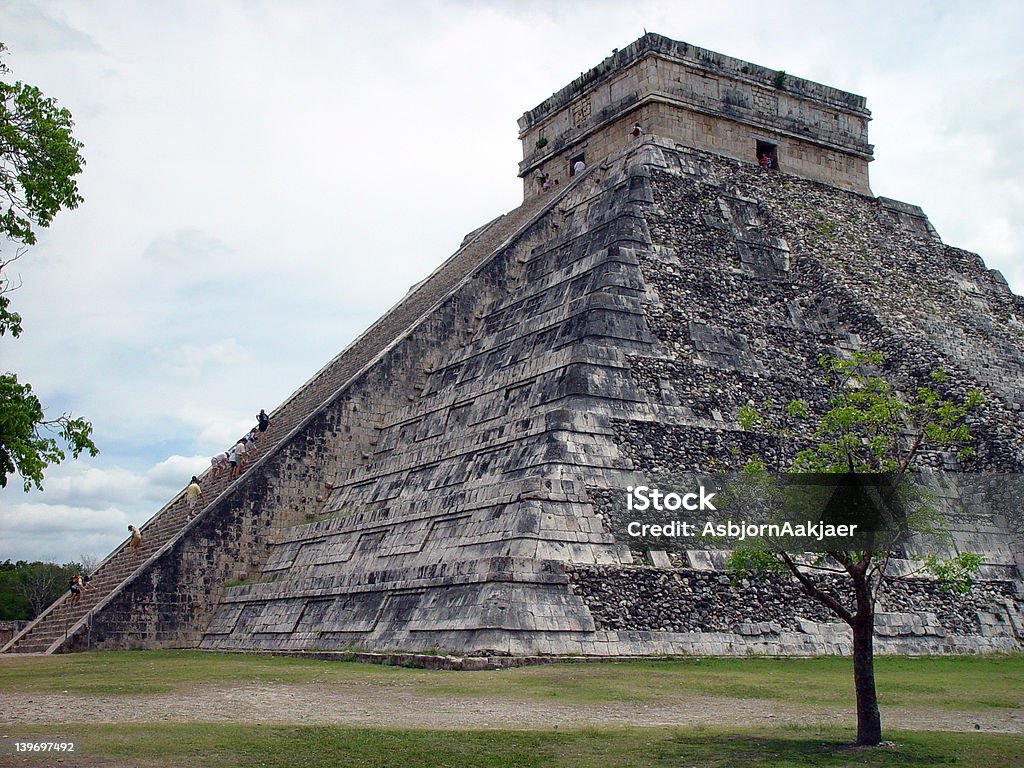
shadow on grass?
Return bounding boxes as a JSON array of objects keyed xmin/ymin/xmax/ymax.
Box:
[{"xmin": 666, "ymin": 731, "xmax": 1021, "ymax": 767}]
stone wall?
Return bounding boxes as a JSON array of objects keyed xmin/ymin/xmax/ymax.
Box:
[
  {"xmin": 519, "ymin": 33, "xmax": 873, "ymax": 198},
  {"xmin": 65, "ymin": 384, "xmax": 386, "ymax": 651},
  {"xmin": 564, "ymin": 563, "xmax": 1023, "ymax": 656},
  {"xmin": 200, "ymin": 159, "xmax": 652, "ymax": 655},
  {"xmin": 52, "ymin": 135, "xmax": 1023, "ymax": 657},
  {"xmin": 49, "ymin": 199, "xmax": 559, "ymax": 653},
  {"xmin": 567, "ymin": 564, "xmax": 1021, "ymax": 638},
  {"xmin": 199, "ymin": 138, "xmax": 1022, "ymax": 657},
  {"xmin": 617, "ymin": 145, "xmax": 1024, "ymax": 478},
  {"xmin": 0, "ymin": 621, "xmax": 27, "ymax": 647}
]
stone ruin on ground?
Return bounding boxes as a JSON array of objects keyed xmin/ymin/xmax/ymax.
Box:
[{"xmin": 5, "ymin": 33, "xmax": 1022, "ymax": 657}]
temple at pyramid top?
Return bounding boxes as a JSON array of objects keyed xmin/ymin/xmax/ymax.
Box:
[{"xmin": 518, "ymin": 33, "xmax": 873, "ymax": 196}]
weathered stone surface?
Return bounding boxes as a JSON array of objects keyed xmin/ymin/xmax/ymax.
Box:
[
  {"xmin": 197, "ymin": 138, "xmax": 1022, "ymax": 656},
  {"xmin": 567, "ymin": 564, "xmax": 1020, "ymax": 638},
  {"xmin": 518, "ymin": 33, "xmax": 874, "ymax": 196},
  {"xmin": 7, "ymin": 35, "xmax": 1022, "ymax": 659}
]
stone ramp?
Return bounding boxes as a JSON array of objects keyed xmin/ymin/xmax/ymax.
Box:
[
  {"xmin": 1, "ymin": 496, "xmax": 192, "ymax": 653},
  {"xmin": 1, "ymin": 189, "xmax": 557, "ymax": 655}
]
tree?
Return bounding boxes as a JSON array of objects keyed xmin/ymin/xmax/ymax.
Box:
[
  {"xmin": 77, "ymin": 552, "xmax": 100, "ymax": 575},
  {"xmin": 0, "ymin": 42, "xmax": 97, "ymax": 490},
  {"xmin": 729, "ymin": 351, "xmax": 983, "ymax": 746},
  {"xmin": 19, "ymin": 560, "xmax": 67, "ymax": 617},
  {"xmin": 0, "ymin": 559, "xmax": 85, "ymax": 619},
  {"xmin": 0, "ymin": 559, "xmax": 32, "ymax": 619}
]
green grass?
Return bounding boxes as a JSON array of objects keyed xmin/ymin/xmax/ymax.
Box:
[
  {"xmin": 434, "ymin": 655, "xmax": 1024, "ymax": 711},
  {"xmin": 1, "ymin": 724, "xmax": 1021, "ymax": 768},
  {"xmin": 1, "ymin": 651, "xmax": 1022, "ymax": 711},
  {"xmin": 662, "ymin": 729, "xmax": 1024, "ymax": 767},
  {"xmin": 2, "ymin": 653, "xmax": 1022, "ymax": 766},
  {"xmin": 0, "ymin": 649, "xmax": 431, "ymax": 695},
  {"xmin": 0, "ymin": 649, "xmax": 343, "ymax": 695}
]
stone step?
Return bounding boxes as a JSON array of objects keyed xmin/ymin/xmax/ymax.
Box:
[{"xmin": 5, "ymin": 198, "xmax": 549, "ymax": 655}]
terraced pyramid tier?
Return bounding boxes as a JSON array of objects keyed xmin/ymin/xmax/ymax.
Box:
[{"xmin": 9, "ymin": 139, "xmax": 1022, "ymax": 657}]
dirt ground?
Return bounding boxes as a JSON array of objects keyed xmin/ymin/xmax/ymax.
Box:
[{"xmin": 1, "ymin": 681, "xmax": 1021, "ymax": 734}]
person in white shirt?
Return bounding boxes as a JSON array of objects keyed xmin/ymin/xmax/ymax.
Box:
[
  {"xmin": 228, "ymin": 441, "xmax": 245, "ymax": 479},
  {"xmin": 211, "ymin": 451, "xmax": 229, "ymax": 479},
  {"xmin": 128, "ymin": 525, "xmax": 143, "ymax": 557}
]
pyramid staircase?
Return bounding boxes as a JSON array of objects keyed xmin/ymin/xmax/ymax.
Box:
[{"xmin": 2, "ymin": 185, "xmax": 564, "ymax": 654}]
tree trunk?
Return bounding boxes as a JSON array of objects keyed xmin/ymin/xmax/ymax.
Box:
[{"xmin": 852, "ymin": 612, "xmax": 882, "ymax": 745}]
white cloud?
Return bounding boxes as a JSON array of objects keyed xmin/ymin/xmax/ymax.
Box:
[
  {"xmin": 24, "ymin": 465, "xmax": 149, "ymax": 510},
  {"xmin": 142, "ymin": 228, "xmax": 231, "ymax": 269},
  {"xmin": 161, "ymin": 340, "xmax": 252, "ymax": 378},
  {"xmin": 193, "ymin": 419, "xmax": 258, "ymax": 454},
  {"xmin": 145, "ymin": 454, "xmax": 210, "ymax": 487},
  {"xmin": 0, "ymin": 454, "xmax": 210, "ymax": 563},
  {"xmin": 1, "ymin": 501, "xmax": 131, "ymax": 564}
]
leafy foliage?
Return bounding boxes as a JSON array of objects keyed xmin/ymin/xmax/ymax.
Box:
[
  {"xmin": 0, "ymin": 42, "xmax": 96, "ymax": 490},
  {"xmin": 0, "ymin": 373, "xmax": 97, "ymax": 490},
  {"xmin": 0, "ymin": 42, "xmax": 85, "ymax": 252},
  {"xmin": 728, "ymin": 351, "xmax": 984, "ymax": 590},
  {"xmin": 0, "ymin": 558, "xmax": 87, "ymax": 619},
  {"xmin": 727, "ymin": 351, "xmax": 985, "ymax": 745},
  {"xmin": 725, "ymin": 546, "xmax": 786, "ymax": 583},
  {"xmin": 788, "ymin": 352, "xmax": 982, "ymax": 475},
  {"xmin": 921, "ymin": 552, "xmax": 985, "ymax": 595}
]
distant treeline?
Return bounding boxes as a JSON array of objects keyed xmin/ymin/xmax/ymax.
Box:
[{"xmin": 0, "ymin": 559, "xmax": 91, "ymax": 621}]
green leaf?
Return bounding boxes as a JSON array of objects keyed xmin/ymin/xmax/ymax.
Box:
[{"xmin": 0, "ymin": 44, "xmax": 96, "ymax": 491}]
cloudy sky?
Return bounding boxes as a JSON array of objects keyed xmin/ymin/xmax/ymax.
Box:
[{"xmin": 1, "ymin": 0, "xmax": 1021, "ymax": 564}]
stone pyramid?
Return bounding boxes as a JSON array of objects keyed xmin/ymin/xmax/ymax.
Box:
[{"xmin": 6, "ymin": 34, "xmax": 1022, "ymax": 657}]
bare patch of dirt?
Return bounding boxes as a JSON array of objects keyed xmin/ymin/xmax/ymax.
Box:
[{"xmin": 1, "ymin": 682, "xmax": 1020, "ymax": 733}]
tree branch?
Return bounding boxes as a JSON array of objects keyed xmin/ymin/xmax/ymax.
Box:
[{"xmin": 780, "ymin": 551, "xmax": 854, "ymax": 626}]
